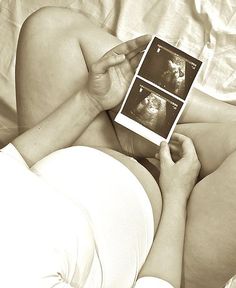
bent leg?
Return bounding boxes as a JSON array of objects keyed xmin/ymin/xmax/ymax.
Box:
[
  {"xmin": 16, "ymin": 6, "xmax": 236, "ymax": 160},
  {"xmin": 179, "ymin": 89, "xmax": 236, "ymax": 124},
  {"xmin": 183, "ymin": 150, "xmax": 236, "ymax": 288},
  {"xmin": 110, "ymin": 93, "xmax": 236, "ymax": 159},
  {"xmin": 16, "ymin": 7, "xmax": 122, "ymax": 149},
  {"xmin": 175, "ymin": 122, "xmax": 236, "ymax": 177}
]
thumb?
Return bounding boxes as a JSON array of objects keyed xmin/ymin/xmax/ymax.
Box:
[
  {"xmin": 90, "ymin": 53, "xmax": 125, "ymax": 74},
  {"xmin": 159, "ymin": 141, "xmax": 174, "ymax": 168}
]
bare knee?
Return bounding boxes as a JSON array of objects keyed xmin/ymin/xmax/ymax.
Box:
[
  {"xmin": 16, "ymin": 6, "xmax": 119, "ymax": 132},
  {"xmin": 19, "ymin": 7, "xmax": 88, "ymax": 43},
  {"xmin": 17, "ymin": 6, "xmax": 94, "ymax": 71},
  {"xmin": 16, "ymin": 7, "xmax": 90, "ymax": 131}
]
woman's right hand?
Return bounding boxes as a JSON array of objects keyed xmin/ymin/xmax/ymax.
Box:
[
  {"xmin": 158, "ymin": 133, "xmax": 201, "ymax": 205},
  {"xmin": 84, "ymin": 35, "xmax": 152, "ymax": 111}
]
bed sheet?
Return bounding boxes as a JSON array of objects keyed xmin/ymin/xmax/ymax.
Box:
[{"xmin": 0, "ymin": 0, "xmax": 235, "ymax": 146}]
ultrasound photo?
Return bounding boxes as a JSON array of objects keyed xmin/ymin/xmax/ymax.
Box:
[
  {"xmin": 115, "ymin": 36, "xmax": 202, "ymax": 144},
  {"xmin": 121, "ymin": 78, "xmax": 183, "ymax": 138},
  {"xmin": 138, "ymin": 37, "xmax": 202, "ymax": 100}
]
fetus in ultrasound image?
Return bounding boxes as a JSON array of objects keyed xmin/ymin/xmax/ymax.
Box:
[
  {"xmin": 138, "ymin": 37, "xmax": 202, "ymax": 100},
  {"xmin": 159, "ymin": 56, "xmax": 185, "ymax": 97},
  {"xmin": 131, "ymin": 92, "xmax": 166, "ymax": 131},
  {"xmin": 121, "ymin": 78, "xmax": 183, "ymax": 138}
]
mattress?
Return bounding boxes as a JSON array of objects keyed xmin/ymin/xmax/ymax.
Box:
[{"xmin": 0, "ymin": 0, "xmax": 235, "ymax": 146}]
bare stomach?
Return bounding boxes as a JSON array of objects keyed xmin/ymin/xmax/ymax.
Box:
[{"xmin": 97, "ymin": 147, "xmax": 162, "ymax": 231}]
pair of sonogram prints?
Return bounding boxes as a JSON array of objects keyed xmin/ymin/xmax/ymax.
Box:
[{"xmin": 115, "ymin": 36, "xmax": 202, "ymax": 145}]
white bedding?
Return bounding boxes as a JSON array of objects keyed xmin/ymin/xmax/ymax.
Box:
[{"xmin": 0, "ymin": 0, "xmax": 235, "ymax": 146}]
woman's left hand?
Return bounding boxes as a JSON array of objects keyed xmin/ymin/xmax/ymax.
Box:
[
  {"xmin": 159, "ymin": 133, "xmax": 201, "ymax": 204},
  {"xmin": 85, "ymin": 35, "xmax": 152, "ymax": 111}
]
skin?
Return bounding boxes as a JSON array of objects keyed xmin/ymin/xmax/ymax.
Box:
[
  {"xmin": 139, "ymin": 134, "xmax": 201, "ymax": 288},
  {"xmin": 13, "ymin": 29, "xmax": 201, "ymax": 287},
  {"xmin": 13, "ymin": 35, "xmax": 152, "ymax": 166},
  {"xmin": 14, "ymin": 7, "xmax": 236, "ymax": 288}
]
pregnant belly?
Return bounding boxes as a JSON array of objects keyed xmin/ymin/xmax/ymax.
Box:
[
  {"xmin": 96, "ymin": 147, "xmax": 162, "ymax": 231},
  {"xmin": 31, "ymin": 146, "xmax": 160, "ymax": 288}
]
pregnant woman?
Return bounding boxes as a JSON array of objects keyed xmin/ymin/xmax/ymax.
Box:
[{"xmin": 4, "ymin": 6, "xmax": 236, "ymax": 288}]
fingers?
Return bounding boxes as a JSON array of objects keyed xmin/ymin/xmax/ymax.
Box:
[
  {"xmin": 171, "ymin": 133, "xmax": 197, "ymax": 158},
  {"xmin": 91, "ymin": 54, "xmax": 125, "ymax": 74},
  {"xmin": 130, "ymin": 52, "xmax": 144, "ymax": 69},
  {"xmin": 159, "ymin": 141, "xmax": 174, "ymax": 168},
  {"xmin": 117, "ymin": 57, "xmax": 135, "ymax": 80},
  {"xmin": 112, "ymin": 35, "xmax": 152, "ymax": 56},
  {"xmin": 169, "ymin": 142, "xmax": 182, "ymax": 162},
  {"xmin": 126, "ymin": 44, "xmax": 147, "ymax": 60},
  {"xmin": 94, "ymin": 35, "xmax": 151, "ymax": 74}
]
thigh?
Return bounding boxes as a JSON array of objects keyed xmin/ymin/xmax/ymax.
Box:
[
  {"xmin": 183, "ymin": 150, "xmax": 236, "ymax": 288},
  {"xmin": 16, "ymin": 7, "xmax": 122, "ymax": 149},
  {"xmin": 175, "ymin": 122, "xmax": 236, "ymax": 178}
]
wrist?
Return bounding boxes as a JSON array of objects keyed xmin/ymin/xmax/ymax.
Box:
[
  {"xmin": 162, "ymin": 201, "xmax": 187, "ymax": 226},
  {"xmin": 78, "ymin": 89, "xmax": 104, "ymax": 115},
  {"xmin": 162, "ymin": 195, "xmax": 188, "ymax": 213},
  {"xmin": 161, "ymin": 185, "xmax": 191, "ymax": 207}
]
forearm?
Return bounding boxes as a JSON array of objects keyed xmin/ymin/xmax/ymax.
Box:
[
  {"xmin": 137, "ymin": 135, "xmax": 200, "ymax": 287},
  {"xmin": 139, "ymin": 199, "xmax": 186, "ymax": 288},
  {"xmin": 12, "ymin": 90, "xmax": 101, "ymax": 166}
]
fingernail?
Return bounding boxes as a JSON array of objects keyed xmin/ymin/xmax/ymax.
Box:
[
  {"xmin": 161, "ymin": 141, "xmax": 167, "ymax": 147},
  {"xmin": 155, "ymin": 153, "xmax": 160, "ymax": 159}
]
